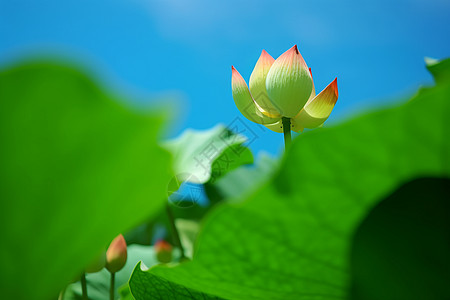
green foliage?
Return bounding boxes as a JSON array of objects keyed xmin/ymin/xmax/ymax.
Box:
[
  {"xmin": 205, "ymin": 152, "xmax": 279, "ymax": 204},
  {"xmin": 0, "ymin": 62, "xmax": 173, "ymax": 299},
  {"xmin": 118, "ymin": 284, "xmax": 135, "ymax": 300},
  {"xmin": 164, "ymin": 125, "xmax": 253, "ymax": 185},
  {"xmin": 426, "ymin": 57, "xmax": 450, "ymax": 84},
  {"xmin": 64, "ymin": 244, "xmax": 171, "ymax": 300},
  {"xmin": 350, "ymin": 177, "xmax": 450, "ymax": 300},
  {"xmin": 128, "ymin": 60, "xmax": 450, "ymax": 299},
  {"xmin": 129, "ymin": 262, "xmax": 222, "ymax": 299},
  {"xmin": 175, "ymin": 219, "xmax": 200, "ymax": 259},
  {"xmin": 170, "ymin": 152, "xmax": 277, "ymax": 222},
  {"xmin": 125, "ymin": 125, "xmax": 255, "ymax": 249}
]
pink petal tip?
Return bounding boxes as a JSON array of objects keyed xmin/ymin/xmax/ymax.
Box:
[
  {"xmin": 261, "ymin": 49, "xmax": 271, "ymax": 58},
  {"xmin": 331, "ymin": 78, "xmax": 338, "ymax": 97}
]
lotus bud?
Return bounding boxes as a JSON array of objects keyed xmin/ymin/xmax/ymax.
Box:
[
  {"xmin": 154, "ymin": 240, "xmax": 173, "ymax": 263},
  {"xmin": 266, "ymin": 45, "xmax": 313, "ymax": 117},
  {"xmin": 231, "ymin": 45, "xmax": 338, "ymax": 137},
  {"xmin": 105, "ymin": 234, "xmax": 127, "ymax": 273}
]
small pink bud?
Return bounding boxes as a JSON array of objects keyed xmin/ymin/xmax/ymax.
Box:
[
  {"xmin": 105, "ymin": 234, "xmax": 127, "ymax": 273},
  {"xmin": 154, "ymin": 240, "xmax": 173, "ymax": 263}
]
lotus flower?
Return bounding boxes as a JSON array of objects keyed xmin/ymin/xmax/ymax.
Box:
[{"xmin": 231, "ymin": 45, "xmax": 338, "ymax": 133}]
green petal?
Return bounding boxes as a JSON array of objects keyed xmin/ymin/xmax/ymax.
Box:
[
  {"xmin": 231, "ymin": 66, "xmax": 279, "ymax": 124},
  {"xmin": 249, "ymin": 50, "xmax": 282, "ymax": 118},
  {"xmin": 266, "ymin": 45, "xmax": 313, "ymax": 118},
  {"xmin": 292, "ymin": 78, "xmax": 338, "ymax": 130}
]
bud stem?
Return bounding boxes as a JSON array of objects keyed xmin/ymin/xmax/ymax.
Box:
[
  {"xmin": 81, "ymin": 272, "xmax": 88, "ymax": 300},
  {"xmin": 166, "ymin": 203, "xmax": 186, "ymax": 260},
  {"xmin": 110, "ymin": 272, "xmax": 115, "ymax": 300},
  {"xmin": 282, "ymin": 117, "xmax": 291, "ymax": 150}
]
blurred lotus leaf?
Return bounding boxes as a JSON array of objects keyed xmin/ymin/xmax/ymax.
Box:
[
  {"xmin": 0, "ymin": 62, "xmax": 173, "ymax": 300},
  {"xmin": 163, "ymin": 125, "xmax": 253, "ymax": 186}
]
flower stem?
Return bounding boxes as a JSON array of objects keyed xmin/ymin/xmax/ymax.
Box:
[
  {"xmin": 282, "ymin": 117, "xmax": 291, "ymax": 150},
  {"xmin": 166, "ymin": 202, "xmax": 186, "ymax": 260},
  {"xmin": 81, "ymin": 272, "xmax": 88, "ymax": 300},
  {"xmin": 110, "ymin": 272, "xmax": 115, "ymax": 300}
]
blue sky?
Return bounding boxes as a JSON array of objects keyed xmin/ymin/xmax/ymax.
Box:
[{"xmin": 1, "ymin": 0, "xmax": 450, "ymax": 156}]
